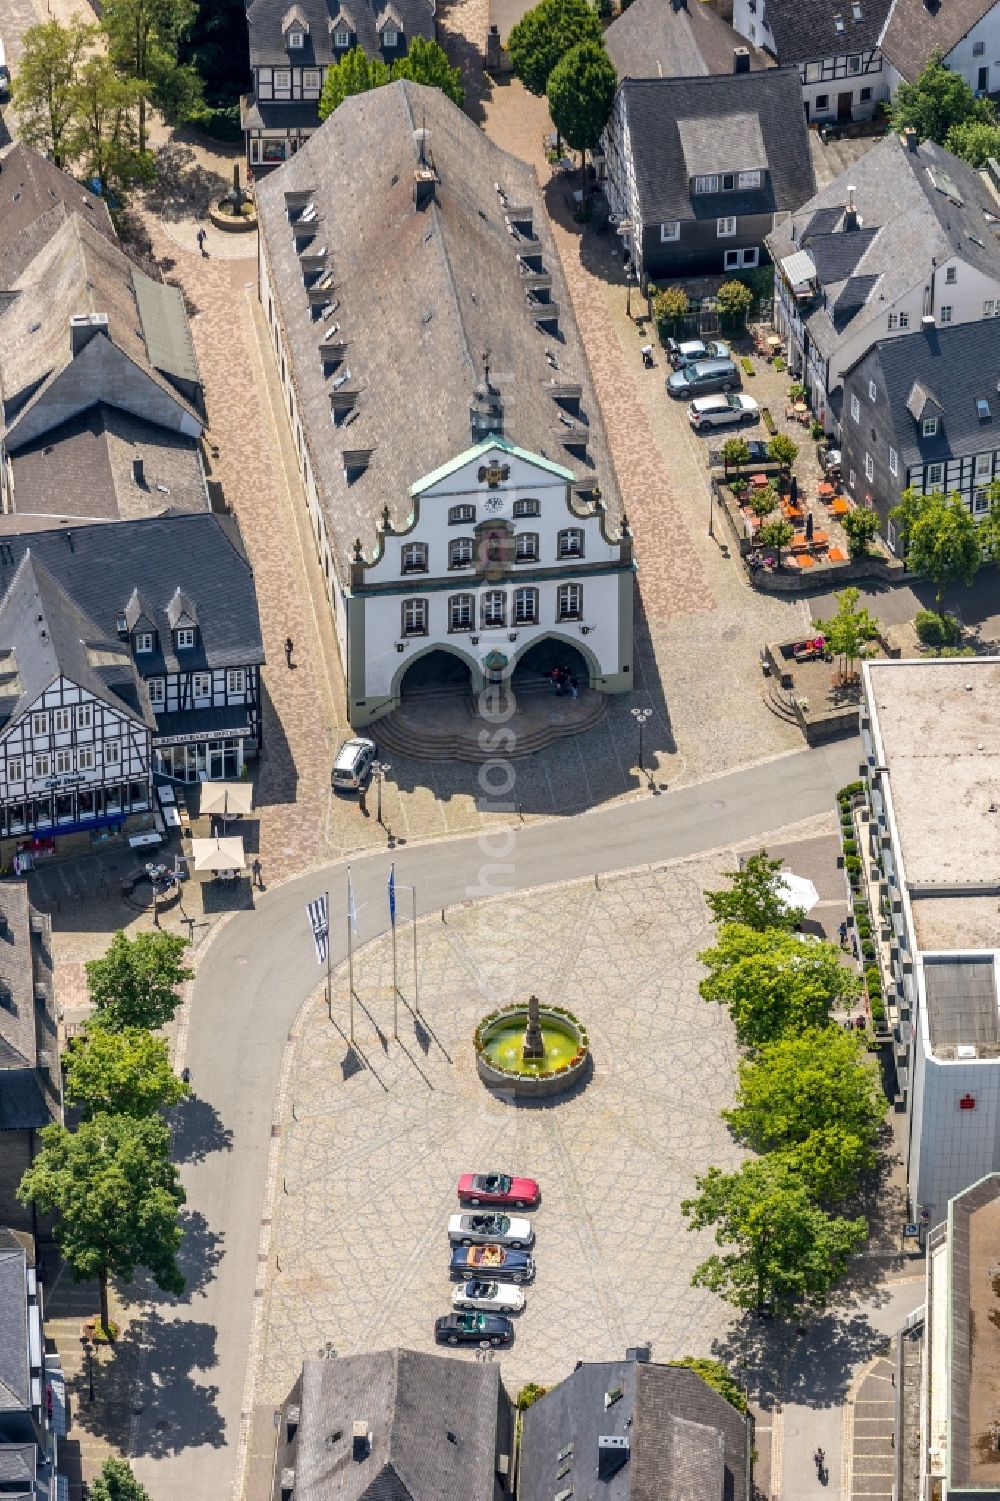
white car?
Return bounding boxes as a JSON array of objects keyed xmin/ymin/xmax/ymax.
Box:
[
  {"xmin": 452, "ymin": 1278, "xmax": 526, "ymax": 1313},
  {"xmin": 448, "ymin": 1212, "xmax": 535, "ymax": 1249},
  {"xmin": 687, "ymin": 393, "xmax": 760, "ymax": 431}
]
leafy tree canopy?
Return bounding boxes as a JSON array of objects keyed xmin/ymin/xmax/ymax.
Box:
[
  {"xmin": 705, "ymin": 850, "xmax": 802, "ymax": 932},
  {"xmin": 716, "ymin": 279, "xmax": 753, "ymax": 322},
  {"xmin": 318, "ymin": 47, "xmax": 390, "ymax": 119},
  {"xmin": 11, "ymin": 18, "xmax": 98, "ymax": 167},
  {"xmin": 390, "ymin": 38, "xmax": 465, "ymax": 106},
  {"xmin": 668, "ymin": 1357, "xmax": 747, "ymax": 1412},
  {"xmin": 507, "ymin": 0, "xmax": 602, "ymax": 98},
  {"xmin": 698, "ymin": 923, "xmax": 859, "ymax": 1048},
  {"xmin": 18, "ymin": 1112, "xmax": 185, "ymax": 1330},
  {"xmin": 64, "ymin": 1025, "xmax": 189, "ymax": 1119},
  {"xmin": 756, "ymin": 517, "xmax": 794, "ymax": 558},
  {"xmin": 841, "ymin": 506, "xmax": 880, "ymax": 557},
  {"xmin": 723, "ymin": 1026, "xmax": 884, "ymax": 1201},
  {"xmin": 102, "ymin": 0, "xmax": 203, "ymax": 150},
  {"xmin": 89, "ymin": 1459, "xmax": 153, "ymax": 1501},
  {"xmin": 546, "ymin": 40, "xmax": 616, "ymax": 156},
  {"xmin": 85, "ymin": 930, "xmax": 192, "ymax": 1033},
  {"xmin": 768, "ymin": 434, "xmax": 798, "ymax": 470},
  {"xmin": 682, "ymin": 1157, "xmax": 867, "ymax": 1315},
  {"xmin": 722, "ymin": 437, "xmax": 751, "ymax": 471},
  {"xmin": 893, "ymin": 491, "xmax": 980, "ymax": 607},
  {"xmin": 813, "ymin": 586, "xmax": 880, "ymax": 669},
  {"xmin": 945, "ymin": 118, "xmax": 1000, "ymax": 167},
  {"xmin": 68, "ymin": 54, "xmax": 153, "ymax": 198},
  {"xmin": 890, "ymin": 50, "xmax": 996, "ymax": 145}
]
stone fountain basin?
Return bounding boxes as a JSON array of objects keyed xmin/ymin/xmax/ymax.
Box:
[{"xmin": 475, "ymin": 1005, "xmax": 589, "ymax": 1098}]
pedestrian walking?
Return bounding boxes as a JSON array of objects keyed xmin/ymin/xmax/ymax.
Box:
[
  {"xmin": 568, "ymin": 672, "xmax": 579, "ymax": 699},
  {"xmin": 252, "ymin": 856, "xmax": 263, "ymax": 889},
  {"xmin": 196, "ymin": 227, "xmax": 208, "ymax": 257},
  {"xmin": 285, "ymin": 636, "xmax": 295, "ymax": 668},
  {"xmin": 180, "ymin": 1067, "xmax": 191, "ymax": 1085}
]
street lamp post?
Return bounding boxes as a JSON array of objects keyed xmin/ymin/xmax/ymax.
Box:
[
  {"xmin": 631, "ymin": 706, "xmax": 652, "ymax": 780},
  {"xmin": 372, "ymin": 760, "xmax": 391, "ymax": 827},
  {"xmin": 80, "ymin": 1333, "xmax": 95, "ymax": 1402}
]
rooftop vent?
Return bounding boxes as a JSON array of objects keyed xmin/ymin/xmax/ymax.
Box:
[
  {"xmin": 844, "ymin": 185, "xmax": 859, "ymax": 232},
  {"xmin": 597, "ymin": 1435, "xmax": 631, "ymax": 1481},
  {"xmin": 732, "ymin": 45, "xmax": 750, "ymax": 72},
  {"xmin": 414, "ymin": 166, "xmax": 436, "ymax": 212},
  {"xmin": 957, "ymin": 1044, "xmax": 977, "ymax": 1059},
  {"xmin": 625, "ymin": 1345, "xmax": 651, "ymax": 1363},
  {"xmin": 132, "ymin": 458, "xmax": 146, "ymax": 487},
  {"xmin": 352, "ymin": 1421, "xmax": 371, "ymax": 1461}
]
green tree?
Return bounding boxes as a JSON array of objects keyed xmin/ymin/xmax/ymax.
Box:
[
  {"xmin": 681, "ymin": 1157, "xmax": 867, "ymax": 1315},
  {"xmin": 390, "ymin": 38, "xmax": 464, "ymax": 106},
  {"xmin": 767, "ymin": 434, "xmax": 798, "ymax": 472},
  {"xmin": 975, "ymin": 482, "xmax": 1000, "ymax": 560},
  {"xmin": 757, "ymin": 516, "xmax": 794, "ymax": 565},
  {"xmin": 11, "ymin": 18, "xmax": 98, "ymax": 167},
  {"xmin": 85, "ymin": 930, "xmax": 192, "ymax": 1033},
  {"xmin": 698, "ymin": 924, "xmax": 859, "ymax": 1048},
  {"xmin": 722, "ymin": 436, "xmax": 751, "ymax": 474},
  {"xmin": 888, "ymin": 485, "xmax": 927, "ymax": 553},
  {"xmin": 507, "ymin": 0, "xmax": 602, "ymax": 99},
  {"xmin": 705, "ymin": 849, "xmax": 803, "ymax": 932},
  {"xmin": 101, "ymin": 0, "xmax": 203, "ymax": 153},
  {"xmin": 317, "ymin": 46, "xmax": 390, "ymax": 120},
  {"xmin": 89, "ymin": 1459, "xmax": 153, "ymax": 1501},
  {"xmin": 68, "ymin": 54, "xmax": 152, "ymax": 198},
  {"xmin": 944, "ymin": 118, "xmax": 1000, "ymax": 166},
  {"xmin": 546, "ymin": 40, "xmax": 617, "ymax": 200},
  {"xmin": 890, "ymin": 50, "xmax": 996, "ymax": 145},
  {"xmin": 903, "ymin": 492, "xmax": 981, "ymax": 607},
  {"xmin": 668, "ymin": 1357, "xmax": 747, "ymax": 1412},
  {"xmin": 652, "ymin": 285, "xmax": 689, "ymax": 333},
  {"xmin": 723, "ymin": 1026, "xmax": 885, "ymax": 1202},
  {"xmin": 813, "ymin": 586, "xmax": 880, "ymax": 678},
  {"xmin": 749, "ymin": 484, "xmax": 778, "ymax": 521},
  {"xmin": 64, "ymin": 1025, "xmax": 189, "ymax": 1119},
  {"xmin": 18, "ymin": 1113, "xmax": 185, "ymax": 1333},
  {"xmin": 841, "ymin": 506, "xmax": 879, "ymax": 558},
  {"xmin": 716, "ymin": 279, "xmax": 753, "ymax": 327}
]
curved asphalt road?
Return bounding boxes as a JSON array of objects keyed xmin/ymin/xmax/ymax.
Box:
[{"xmin": 130, "ymin": 736, "xmax": 861, "ymax": 1501}]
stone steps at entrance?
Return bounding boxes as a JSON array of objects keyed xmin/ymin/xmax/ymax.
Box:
[{"xmin": 373, "ymin": 686, "xmax": 608, "ymax": 762}]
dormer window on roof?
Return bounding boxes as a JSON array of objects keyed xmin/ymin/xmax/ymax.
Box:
[
  {"xmin": 376, "ymin": 5, "xmax": 404, "ymax": 44},
  {"xmin": 852, "ymin": 3, "xmax": 863, "ymax": 18},
  {"xmin": 834, "ymin": 13, "xmax": 845, "ymax": 28},
  {"xmin": 282, "ymin": 3, "xmax": 310, "ymax": 43}
]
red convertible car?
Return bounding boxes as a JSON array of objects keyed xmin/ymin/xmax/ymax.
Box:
[{"xmin": 457, "ymin": 1172, "xmax": 539, "ymax": 1209}]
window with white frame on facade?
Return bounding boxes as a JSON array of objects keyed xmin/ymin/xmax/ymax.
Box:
[
  {"xmin": 135, "ymin": 631, "xmax": 154, "ymax": 653},
  {"xmin": 661, "ymin": 222, "xmax": 680, "ymax": 242},
  {"xmin": 927, "ymin": 462, "xmax": 944, "ymax": 487},
  {"xmin": 513, "ymin": 498, "xmax": 540, "ymax": 517},
  {"xmin": 805, "ymin": 61, "xmax": 821, "ymax": 80},
  {"xmin": 849, "ymin": 468, "xmax": 856, "ymax": 490},
  {"xmin": 449, "ymin": 503, "xmax": 475, "ymax": 524},
  {"xmin": 402, "ymin": 598, "xmax": 428, "ymax": 635},
  {"xmin": 850, "ymin": 394, "xmax": 860, "ymax": 422},
  {"xmin": 76, "ymin": 703, "xmax": 93, "ymax": 729},
  {"xmin": 887, "ymin": 313, "xmax": 898, "ymax": 329},
  {"xmin": 986, "ymin": 300, "xmax": 1000, "ymax": 317},
  {"xmin": 33, "ymin": 754, "xmax": 50, "ymax": 778},
  {"xmin": 383, "ymin": 26, "xmax": 398, "ymax": 44},
  {"xmin": 53, "ymin": 708, "xmax": 71, "ymax": 733},
  {"xmin": 514, "ymin": 587, "xmax": 538, "ymax": 625},
  {"xmin": 193, "ymin": 672, "xmax": 211, "ymax": 697},
  {"xmin": 976, "ymin": 452, "xmax": 992, "ymax": 478},
  {"xmin": 105, "ymin": 741, "xmax": 120, "ymax": 766},
  {"xmin": 31, "ymin": 712, "xmax": 49, "ymax": 736},
  {"xmin": 55, "ymin": 750, "xmax": 73, "ymax": 775},
  {"xmin": 694, "ymin": 175, "xmax": 719, "ymax": 194},
  {"xmin": 865, "ymin": 452, "xmax": 874, "ymax": 481},
  {"xmin": 557, "ymin": 583, "xmax": 582, "ymax": 620},
  {"xmin": 401, "ymin": 542, "xmax": 429, "ymax": 573},
  {"xmin": 738, "ymin": 170, "xmax": 761, "ymax": 189},
  {"xmin": 287, "ymin": 29, "xmax": 304, "ymax": 46},
  {"xmin": 848, "ymin": 54, "xmax": 862, "ymax": 72},
  {"xmin": 717, "ymin": 217, "xmax": 736, "ymax": 237},
  {"xmin": 303, "ymin": 68, "xmax": 321, "ymax": 88},
  {"xmin": 974, "ymin": 38, "xmax": 985, "ymax": 53},
  {"xmin": 449, "ymin": 594, "xmax": 473, "ymax": 631},
  {"xmin": 77, "ymin": 747, "xmax": 94, "ymax": 770},
  {"xmin": 868, "ymin": 380, "xmax": 877, "ymax": 401},
  {"xmin": 515, "ymin": 533, "xmax": 539, "ymax": 562},
  {"xmin": 815, "ymin": 94, "xmax": 829, "ymax": 111},
  {"xmin": 557, "ymin": 528, "xmax": 584, "ymax": 558},
  {"xmin": 888, "ymin": 447, "xmax": 898, "ymax": 476},
  {"xmin": 147, "ymin": 678, "xmax": 165, "ymax": 706},
  {"xmin": 860, "ymin": 86, "xmax": 872, "ymax": 101},
  {"xmin": 449, "ymin": 537, "xmax": 473, "ymax": 568},
  {"xmin": 274, "ymin": 68, "xmax": 291, "ymax": 88},
  {"xmin": 482, "ymin": 591, "xmax": 506, "ymax": 627},
  {"xmin": 939, "ymin": 305, "xmax": 953, "ymax": 323},
  {"xmin": 7, "ymin": 759, "xmax": 22, "ymax": 783},
  {"xmin": 975, "ymin": 489, "xmax": 990, "ymax": 512},
  {"xmin": 227, "ymin": 669, "xmax": 246, "ymax": 695},
  {"xmin": 334, "ymin": 27, "xmax": 350, "ymax": 44},
  {"xmin": 945, "ymin": 265, "xmax": 957, "ymax": 284},
  {"xmin": 923, "ymin": 416, "xmax": 939, "ymax": 436}
]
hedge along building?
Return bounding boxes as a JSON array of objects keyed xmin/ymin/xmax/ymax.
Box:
[{"xmin": 255, "ymin": 80, "xmax": 634, "ymax": 729}]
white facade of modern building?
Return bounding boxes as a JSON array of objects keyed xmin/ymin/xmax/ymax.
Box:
[{"xmin": 861, "ymin": 658, "xmax": 1000, "ymax": 1229}]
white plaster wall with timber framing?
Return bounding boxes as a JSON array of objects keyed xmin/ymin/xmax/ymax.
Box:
[{"xmin": 0, "ymin": 678, "xmax": 150, "ymax": 839}]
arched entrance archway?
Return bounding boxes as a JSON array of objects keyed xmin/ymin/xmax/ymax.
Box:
[
  {"xmin": 512, "ymin": 637, "xmax": 595, "ymax": 687},
  {"xmin": 397, "ymin": 647, "xmax": 475, "ymax": 699}
]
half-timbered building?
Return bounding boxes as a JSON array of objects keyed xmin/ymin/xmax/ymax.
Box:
[{"xmin": 731, "ymin": 0, "xmax": 891, "ymax": 121}]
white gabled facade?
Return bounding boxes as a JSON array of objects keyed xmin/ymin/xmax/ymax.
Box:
[
  {"xmin": 731, "ymin": 0, "xmax": 889, "ymax": 120},
  {"xmin": 343, "ymin": 436, "xmax": 635, "ymax": 726}
]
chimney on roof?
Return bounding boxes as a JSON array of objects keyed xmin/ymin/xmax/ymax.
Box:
[
  {"xmin": 597, "ymin": 1436, "xmax": 630, "ymax": 1481},
  {"xmin": 70, "ymin": 312, "xmax": 109, "ymax": 357},
  {"xmin": 132, "ymin": 458, "xmax": 146, "ymax": 487},
  {"xmin": 903, "ymin": 126, "xmax": 919, "ymax": 153},
  {"xmin": 351, "ymin": 1422, "xmax": 371, "ymax": 1462},
  {"xmin": 413, "ymin": 165, "xmax": 436, "ymax": 212},
  {"xmin": 843, "ymin": 184, "xmax": 859, "ymax": 232},
  {"xmin": 733, "ymin": 46, "xmax": 751, "ymax": 72}
]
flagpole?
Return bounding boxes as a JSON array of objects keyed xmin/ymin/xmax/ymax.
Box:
[
  {"xmin": 347, "ymin": 866, "xmax": 355, "ymax": 1043},
  {"xmin": 325, "ymin": 889, "xmax": 331, "ymax": 1022},
  {"xmin": 390, "ymin": 862, "xmax": 398, "ymax": 1040},
  {"xmin": 411, "ymin": 883, "xmax": 419, "ymax": 1018}
]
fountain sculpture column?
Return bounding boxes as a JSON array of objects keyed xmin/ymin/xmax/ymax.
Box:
[{"xmin": 522, "ymin": 993, "xmax": 545, "ymax": 1060}]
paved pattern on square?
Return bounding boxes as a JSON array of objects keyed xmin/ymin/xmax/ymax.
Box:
[{"xmin": 257, "ymin": 844, "xmax": 775, "ymax": 1404}]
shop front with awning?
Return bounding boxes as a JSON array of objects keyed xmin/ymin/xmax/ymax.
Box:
[{"xmin": 153, "ymin": 706, "xmax": 254, "ymax": 783}]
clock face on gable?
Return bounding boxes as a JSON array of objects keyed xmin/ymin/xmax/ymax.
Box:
[{"xmin": 484, "ymin": 496, "xmax": 505, "ymax": 514}]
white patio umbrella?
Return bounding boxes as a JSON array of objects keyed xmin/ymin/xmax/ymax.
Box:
[
  {"xmin": 776, "ymin": 871, "xmax": 820, "ymax": 914},
  {"xmin": 190, "ymin": 836, "xmax": 245, "ymax": 872},
  {"xmin": 199, "ymin": 781, "xmax": 253, "ymax": 818}
]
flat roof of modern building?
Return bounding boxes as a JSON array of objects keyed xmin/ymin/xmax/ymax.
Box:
[
  {"xmin": 948, "ymin": 1176, "xmax": 1000, "ymax": 1491},
  {"xmin": 864, "ymin": 658, "xmax": 1000, "ymax": 952},
  {"xmin": 923, "ymin": 956, "xmax": 1000, "ymax": 1060}
]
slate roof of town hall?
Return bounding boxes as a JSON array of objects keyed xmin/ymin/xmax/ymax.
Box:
[
  {"xmin": 247, "ymin": 0, "xmax": 435, "ymax": 68},
  {"xmin": 255, "ymin": 80, "xmax": 623, "ymax": 579}
]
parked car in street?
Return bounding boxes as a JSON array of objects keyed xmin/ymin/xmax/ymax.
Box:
[
  {"xmin": 457, "ymin": 1172, "xmax": 539, "ymax": 1208},
  {"xmin": 331, "ymin": 736, "xmax": 375, "ymax": 792},
  {"xmin": 666, "ymin": 337, "xmax": 731, "ymax": 369},
  {"xmin": 667, "ymin": 358, "xmax": 741, "ymax": 398},
  {"xmin": 688, "ymin": 394, "xmax": 759, "ymax": 431},
  {"xmin": 448, "ymin": 1213, "xmax": 534, "ymax": 1249},
  {"xmin": 451, "ymin": 1278, "xmax": 526, "ymax": 1313},
  {"xmin": 434, "ymin": 1311, "xmax": 514, "ymax": 1347},
  {"xmin": 449, "ymin": 1244, "xmax": 535, "ymax": 1283},
  {"xmin": 713, "ymin": 438, "xmax": 771, "ymax": 467}
]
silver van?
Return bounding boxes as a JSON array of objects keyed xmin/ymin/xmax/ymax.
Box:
[
  {"xmin": 667, "ymin": 358, "xmax": 741, "ymax": 398},
  {"xmin": 331, "ymin": 736, "xmax": 375, "ymax": 792}
]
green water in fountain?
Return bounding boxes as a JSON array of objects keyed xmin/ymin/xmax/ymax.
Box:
[{"xmin": 482, "ymin": 1018, "xmax": 580, "ymax": 1075}]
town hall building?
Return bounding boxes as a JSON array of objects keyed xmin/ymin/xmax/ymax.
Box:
[{"xmin": 255, "ymin": 81, "xmax": 634, "ymax": 730}]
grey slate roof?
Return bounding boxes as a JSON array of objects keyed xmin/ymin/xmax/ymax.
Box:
[
  {"xmin": 519, "ymin": 1357, "xmax": 751, "ymax": 1501},
  {"xmin": 0, "ymin": 144, "xmax": 116, "ymax": 290},
  {"xmin": 880, "ymin": 0, "xmax": 997, "ymax": 81},
  {"xmin": 255, "ymin": 80, "xmax": 622, "ymax": 576},
  {"xmin": 757, "ymin": 0, "xmax": 891, "ymax": 63},
  {"xmin": 291, "ymin": 1348, "xmax": 503, "ymax": 1501},
  {"xmin": 247, "ymin": 0, "xmax": 435, "ymax": 67},
  {"xmin": 0, "ymin": 885, "xmax": 57, "ymax": 1135},
  {"xmin": 0, "ymin": 515, "xmax": 265, "ymax": 682},
  {"xmin": 767, "ymin": 134, "xmax": 1000, "ymax": 362},
  {"xmin": 0, "ymin": 1247, "xmax": 28, "ymax": 1413},
  {"xmin": 617, "ymin": 68, "xmax": 815, "ymax": 225},
  {"xmin": 848, "ymin": 320, "xmax": 1000, "ymax": 469},
  {"xmin": 605, "ymin": 0, "xmax": 771, "ymax": 81}
]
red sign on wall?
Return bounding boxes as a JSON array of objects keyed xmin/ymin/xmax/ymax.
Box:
[{"xmin": 959, "ymin": 1095, "xmax": 977, "ymax": 1111}]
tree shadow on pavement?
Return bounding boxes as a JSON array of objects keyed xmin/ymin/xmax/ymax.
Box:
[
  {"xmin": 172, "ymin": 1093, "xmax": 234, "ymax": 1166},
  {"xmin": 128, "ymin": 1311, "xmax": 225, "ymax": 1457},
  {"xmin": 144, "ymin": 142, "xmax": 229, "ymax": 221},
  {"xmin": 173, "ymin": 1209, "xmax": 226, "ymax": 1301}
]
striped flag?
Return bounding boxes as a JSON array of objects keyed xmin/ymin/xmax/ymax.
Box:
[
  {"xmin": 347, "ymin": 866, "xmax": 358, "ymax": 935},
  {"xmin": 388, "ymin": 865, "xmax": 396, "ymax": 927},
  {"xmin": 306, "ymin": 894, "xmax": 329, "ymax": 966}
]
